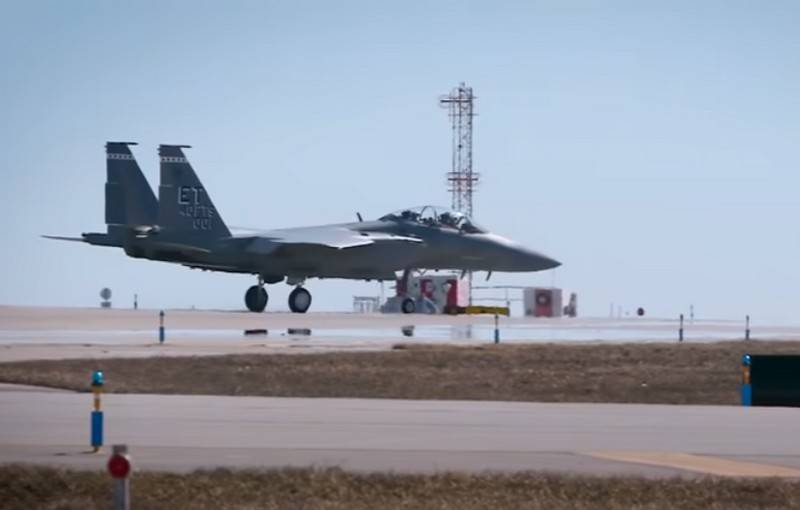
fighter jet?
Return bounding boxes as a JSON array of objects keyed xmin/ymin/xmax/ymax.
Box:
[{"xmin": 46, "ymin": 143, "xmax": 560, "ymax": 313}]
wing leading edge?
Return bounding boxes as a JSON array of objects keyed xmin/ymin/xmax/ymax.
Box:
[{"xmin": 242, "ymin": 227, "xmax": 422, "ymax": 255}]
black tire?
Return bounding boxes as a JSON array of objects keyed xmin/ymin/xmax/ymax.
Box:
[
  {"xmin": 288, "ymin": 287, "xmax": 312, "ymax": 314},
  {"xmin": 401, "ymin": 297, "xmax": 416, "ymax": 314},
  {"xmin": 245, "ymin": 285, "xmax": 268, "ymax": 312}
]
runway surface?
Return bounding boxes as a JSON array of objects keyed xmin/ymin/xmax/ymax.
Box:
[
  {"xmin": 3, "ymin": 306, "xmax": 799, "ymax": 361},
  {"xmin": 3, "ymin": 305, "xmax": 798, "ymax": 479},
  {"xmin": 2, "ymin": 386, "xmax": 800, "ymax": 478}
]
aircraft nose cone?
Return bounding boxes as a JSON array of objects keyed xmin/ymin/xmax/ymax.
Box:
[
  {"xmin": 521, "ymin": 250, "xmax": 561, "ymax": 271},
  {"xmin": 478, "ymin": 234, "xmax": 561, "ymax": 272},
  {"xmin": 507, "ymin": 246, "xmax": 561, "ymax": 272},
  {"xmin": 537, "ymin": 253, "xmax": 561, "ymax": 270}
]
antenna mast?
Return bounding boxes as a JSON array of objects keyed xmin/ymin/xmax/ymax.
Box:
[
  {"xmin": 440, "ymin": 83, "xmax": 479, "ymax": 304},
  {"xmin": 439, "ymin": 82, "xmax": 479, "ymax": 218}
]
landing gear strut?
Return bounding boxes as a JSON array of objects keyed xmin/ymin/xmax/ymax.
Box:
[
  {"xmin": 244, "ymin": 282, "xmax": 268, "ymax": 312},
  {"xmin": 288, "ymin": 287, "xmax": 312, "ymax": 314},
  {"xmin": 399, "ymin": 268, "xmax": 416, "ymax": 314}
]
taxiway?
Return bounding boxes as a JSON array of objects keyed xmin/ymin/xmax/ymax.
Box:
[
  {"xmin": 1, "ymin": 387, "xmax": 799, "ymax": 477},
  {"xmin": 1, "ymin": 306, "xmax": 797, "ymax": 361}
]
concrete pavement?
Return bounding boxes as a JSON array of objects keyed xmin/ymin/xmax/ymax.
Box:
[
  {"xmin": 3, "ymin": 305, "xmax": 800, "ymax": 361},
  {"xmin": 2, "ymin": 387, "xmax": 800, "ymax": 477}
]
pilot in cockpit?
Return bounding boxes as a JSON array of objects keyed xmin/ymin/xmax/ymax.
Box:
[
  {"xmin": 400, "ymin": 210, "xmax": 419, "ymax": 222},
  {"xmin": 438, "ymin": 212, "xmax": 457, "ymax": 228}
]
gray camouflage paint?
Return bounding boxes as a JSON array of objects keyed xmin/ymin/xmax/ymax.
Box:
[{"xmin": 49, "ymin": 144, "xmax": 560, "ymax": 285}]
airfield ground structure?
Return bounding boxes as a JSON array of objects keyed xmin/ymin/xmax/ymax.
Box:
[{"xmin": 440, "ymin": 82, "xmax": 479, "ymax": 304}]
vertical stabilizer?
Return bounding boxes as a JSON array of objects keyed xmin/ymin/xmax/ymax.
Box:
[
  {"xmin": 158, "ymin": 145, "xmax": 230, "ymax": 242},
  {"xmin": 105, "ymin": 141, "xmax": 158, "ymax": 228}
]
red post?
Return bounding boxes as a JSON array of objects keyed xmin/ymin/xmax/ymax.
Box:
[{"xmin": 108, "ymin": 444, "xmax": 132, "ymax": 510}]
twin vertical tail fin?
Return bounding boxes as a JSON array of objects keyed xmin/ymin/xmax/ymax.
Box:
[
  {"xmin": 104, "ymin": 141, "xmax": 159, "ymax": 243},
  {"xmin": 44, "ymin": 142, "xmax": 158, "ymax": 247},
  {"xmin": 157, "ymin": 145, "xmax": 231, "ymax": 244}
]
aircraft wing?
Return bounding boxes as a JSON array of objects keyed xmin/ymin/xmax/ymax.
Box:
[
  {"xmin": 242, "ymin": 227, "xmax": 422, "ymax": 254},
  {"xmin": 182, "ymin": 262, "xmax": 248, "ymax": 273}
]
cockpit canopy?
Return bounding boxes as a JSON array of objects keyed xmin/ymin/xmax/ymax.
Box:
[{"xmin": 379, "ymin": 205, "xmax": 486, "ymax": 234}]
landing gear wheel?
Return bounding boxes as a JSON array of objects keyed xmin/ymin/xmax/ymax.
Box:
[
  {"xmin": 401, "ymin": 297, "xmax": 416, "ymax": 314},
  {"xmin": 244, "ymin": 285, "xmax": 268, "ymax": 312},
  {"xmin": 288, "ymin": 287, "xmax": 312, "ymax": 314}
]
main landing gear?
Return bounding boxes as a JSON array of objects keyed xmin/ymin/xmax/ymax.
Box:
[
  {"xmin": 288, "ymin": 287, "xmax": 312, "ymax": 314},
  {"xmin": 244, "ymin": 282, "xmax": 268, "ymax": 313},
  {"xmin": 244, "ymin": 277, "xmax": 312, "ymax": 314}
]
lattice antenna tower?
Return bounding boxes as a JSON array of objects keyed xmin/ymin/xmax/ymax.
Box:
[{"xmin": 439, "ymin": 82, "xmax": 479, "ymax": 218}]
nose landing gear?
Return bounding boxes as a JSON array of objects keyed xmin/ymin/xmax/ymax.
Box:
[{"xmin": 401, "ymin": 297, "xmax": 416, "ymax": 314}]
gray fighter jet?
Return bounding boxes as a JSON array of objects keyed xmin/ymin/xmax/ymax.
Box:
[{"xmin": 46, "ymin": 143, "xmax": 560, "ymax": 313}]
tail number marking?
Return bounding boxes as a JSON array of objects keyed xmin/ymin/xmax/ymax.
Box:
[{"xmin": 177, "ymin": 186, "xmax": 216, "ymax": 230}]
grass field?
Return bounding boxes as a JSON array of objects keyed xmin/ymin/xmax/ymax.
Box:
[
  {"xmin": 1, "ymin": 341, "xmax": 798, "ymax": 404},
  {"xmin": 3, "ymin": 465, "xmax": 800, "ymax": 510}
]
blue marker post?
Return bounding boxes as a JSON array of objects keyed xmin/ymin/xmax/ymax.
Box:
[
  {"xmin": 741, "ymin": 354, "xmax": 752, "ymax": 406},
  {"xmin": 159, "ymin": 310, "xmax": 165, "ymax": 344},
  {"xmin": 91, "ymin": 370, "xmax": 105, "ymax": 452},
  {"xmin": 494, "ymin": 314, "xmax": 500, "ymax": 344}
]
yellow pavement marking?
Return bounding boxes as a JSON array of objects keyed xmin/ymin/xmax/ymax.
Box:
[{"xmin": 584, "ymin": 451, "xmax": 800, "ymax": 478}]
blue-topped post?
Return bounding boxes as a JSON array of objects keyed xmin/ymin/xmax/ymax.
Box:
[
  {"xmin": 159, "ymin": 310, "xmax": 165, "ymax": 344},
  {"xmin": 741, "ymin": 354, "xmax": 752, "ymax": 406},
  {"xmin": 91, "ymin": 370, "xmax": 105, "ymax": 452}
]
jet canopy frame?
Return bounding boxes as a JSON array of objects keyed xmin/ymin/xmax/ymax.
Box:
[{"xmin": 379, "ymin": 205, "xmax": 486, "ymax": 234}]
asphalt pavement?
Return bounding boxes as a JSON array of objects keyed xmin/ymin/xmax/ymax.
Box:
[{"xmin": 2, "ymin": 387, "xmax": 800, "ymax": 477}]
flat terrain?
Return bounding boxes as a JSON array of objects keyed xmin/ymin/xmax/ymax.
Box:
[
  {"xmin": 3, "ymin": 305, "xmax": 799, "ymax": 361},
  {"xmin": 3, "ymin": 388, "xmax": 800, "ymax": 477},
  {"xmin": 4, "ymin": 465, "xmax": 800, "ymax": 510},
  {"xmin": 2, "ymin": 342, "xmax": 799, "ymax": 404},
  {"xmin": 3, "ymin": 306, "xmax": 800, "ymax": 492}
]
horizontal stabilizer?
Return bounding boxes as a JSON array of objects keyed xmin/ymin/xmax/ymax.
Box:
[
  {"xmin": 41, "ymin": 235, "xmax": 85, "ymax": 242},
  {"xmin": 42, "ymin": 232, "xmax": 121, "ymax": 247}
]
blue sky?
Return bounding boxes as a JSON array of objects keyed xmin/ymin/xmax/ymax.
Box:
[{"xmin": 1, "ymin": 1, "xmax": 799, "ymax": 320}]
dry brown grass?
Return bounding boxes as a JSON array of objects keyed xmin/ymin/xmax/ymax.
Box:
[
  {"xmin": 1, "ymin": 341, "xmax": 798, "ymax": 404},
  {"xmin": 2, "ymin": 464, "xmax": 799, "ymax": 510}
]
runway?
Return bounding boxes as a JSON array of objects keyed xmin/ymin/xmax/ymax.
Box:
[
  {"xmin": 3, "ymin": 305, "xmax": 799, "ymax": 361},
  {"xmin": 3, "ymin": 305, "xmax": 799, "ymax": 479},
  {"xmin": 2, "ymin": 386, "xmax": 800, "ymax": 478}
]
